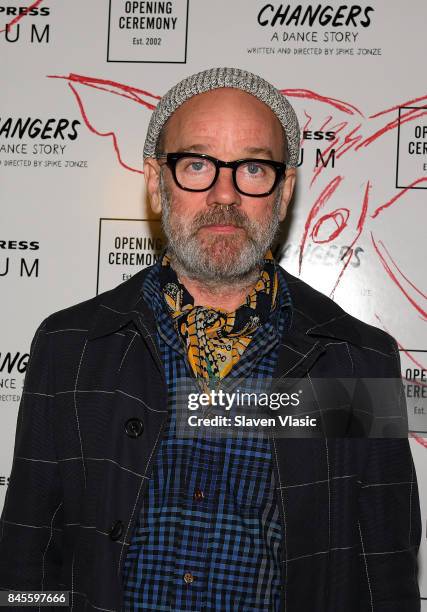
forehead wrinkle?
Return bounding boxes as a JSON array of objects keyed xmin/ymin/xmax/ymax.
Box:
[
  {"xmin": 243, "ymin": 146, "xmax": 275, "ymax": 158},
  {"xmin": 174, "ymin": 144, "xmax": 275, "ymax": 158},
  {"xmin": 175, "ymin": 144, "xmax": 210, "ymax": 153}
]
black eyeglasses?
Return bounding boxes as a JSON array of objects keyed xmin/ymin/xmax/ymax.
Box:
[{"xmin": 157, "ymin": 152, "xmax": 286, "ymax": 197}]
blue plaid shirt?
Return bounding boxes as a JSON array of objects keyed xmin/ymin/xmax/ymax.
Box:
[{"xmin": 122, "ymin": 259, "xmax": 292, "ymax": 611}]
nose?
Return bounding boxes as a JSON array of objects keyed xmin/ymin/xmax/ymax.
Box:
[{"xmin": 206, "ymin": 167, "xmax": 241, "ymax": 207}]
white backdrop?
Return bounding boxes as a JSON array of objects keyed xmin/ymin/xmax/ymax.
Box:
[{"xmin": 1, "ymin": 0, "xmax": 426, "ymax": 604}]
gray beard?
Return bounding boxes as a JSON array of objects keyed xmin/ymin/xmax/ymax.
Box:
[{"xmin": 159, "ymin": 172, "xmax": 282, "ymax": 287}]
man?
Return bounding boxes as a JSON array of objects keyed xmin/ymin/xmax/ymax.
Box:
[{"xmin": 0, "ymin": 67, "xmax": 421, "ymax": 611}]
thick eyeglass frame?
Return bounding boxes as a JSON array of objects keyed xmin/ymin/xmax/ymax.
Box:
[{"xmin": 156, "ymin": 152, "xmax": 287, "ymax": 198}]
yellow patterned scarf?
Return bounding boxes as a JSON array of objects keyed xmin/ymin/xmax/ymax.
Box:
[{"xmin": 160, "ymin": 250, "xmax": 278, "ymax": 392}]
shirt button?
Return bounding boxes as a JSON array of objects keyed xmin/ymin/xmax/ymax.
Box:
[
  {"xmin": 193, "ymin": 487, "xmax": 204, "ymax": 501},
  {"xmin": 183, "ymin": 572, "xmax": 194, "ymax": 584}
]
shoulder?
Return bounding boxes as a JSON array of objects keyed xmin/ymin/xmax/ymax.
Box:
[
  {"xmin": 41, "ymin": 293, "xmax": 103, "ymax": 335},
  {"xmin": 280, "ymin": 266, "xmax": 398, "ymax": 361},
  {"xmin": 40, "ymin": 265, "xmax": 153, "ymax": 335}
]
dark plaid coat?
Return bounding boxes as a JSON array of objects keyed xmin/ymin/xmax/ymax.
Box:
[{"xmin": 0, "ymin": 265, "xmax": 421, "ymax": 611}]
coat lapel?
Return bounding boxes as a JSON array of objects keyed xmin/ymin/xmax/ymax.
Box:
[
  {"xmin": 87, "ymin": 268, "xmax": 166, "ymax": 384},
  {"xmin": 270, "ymin": 268, "xmax": 353, "ymax": 611}
]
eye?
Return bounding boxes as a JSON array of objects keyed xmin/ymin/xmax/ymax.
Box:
[
  {"xmin": 247, "ymin": 163, "xmax": 261, "ymax": 174},
  {"xmin": 190, "ymin": 161, "xmax": 204, "ymax": 171},
  {"xmin": 180, "ymin": 158, "xmax": 211, "ymax": 174},
  {"xmin": 240, "ymin": 162, "xmax": 266, "ymax": 177}
]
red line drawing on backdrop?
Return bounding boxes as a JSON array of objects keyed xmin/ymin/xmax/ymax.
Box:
[
  {"xmin": 297, "ymin": 101, "xmax": 427, "ymax": 430},
  {"xmin": 285, "ymin": 86, "xmax": 427, "ymax": 308},
  {"xmin": 68, "ymin": 81, "xmax": 144, "ymax": 175},
  {"xmin": 50, "ymin": 74, "xmax": 427, "ymax": 420},
  {"xmin": 371, "ymin": 234, "xmax": 427, "ymax": 320},
  {"xmin": 411, "ymin": 433, "xmax": 427, "ymax": 448},
  {"xmin": 49, "ymin": 73, "xmax": 160, "ymax": 108},
  {"xmin": 48, "ymin": 74, "xmax": 160, "ymax": 175},
  {"xmin": 0, "ymin": 0, "xmax": 45, "ymax": 33},
  {"xmin": 311, "ymin": 208, "xmax": 350, "ymax": 244},
  {"xmin": 372, "ymin": 177, "xmax": 427, "ymax": 218},
  {"xmin": 280, "ymin": 89, "xmax": 363, "ymax": 117},
  {"xmin": 50, "ymin": 73, "xmax": 427, "ymax": 282}
]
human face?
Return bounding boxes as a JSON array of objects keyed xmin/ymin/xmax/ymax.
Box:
[
  {"xmin": 158, "ymin": 168, "xmax": 284, "ymax": 282},
  {"xmin": 144, "ymin": 88, "xmax": 296, "ymax": 281}
]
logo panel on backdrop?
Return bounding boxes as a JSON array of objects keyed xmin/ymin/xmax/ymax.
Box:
[
  {"xmin": 107, "ymin": 0, "xmax": 189, "ymax": 63},
  {"xmin": 396, "ymin": 105, "xmax": 427, "ymax": 189},
  {"xmin": 97, "ymin": 218, "xmax": 164, "ymax": 293}
]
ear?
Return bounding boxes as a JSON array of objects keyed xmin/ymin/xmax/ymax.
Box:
[
  {"xmin": 278, "ymin": 167, "xmax": 296, "ymax": 221},
  {"xmin": 144, "ymin": 157, "xmax": 162, "ymax": 214}
]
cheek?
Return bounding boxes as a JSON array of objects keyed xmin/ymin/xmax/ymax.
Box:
[
  {"xmin": 169, "ymin": 190, "xmax": 208, "ymax": 219},
  {"xmin": 241, "ymin": 198, "xmax": 275, "ymax": 223}
]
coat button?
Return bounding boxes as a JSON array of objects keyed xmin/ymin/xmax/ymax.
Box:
[
  {"xmin": 125, "ymin": 417, "xmax": 144, "ymax": 438},
  {"xmin": 109, "ymin": 520, "xmax": 123, "ymax": 541}
]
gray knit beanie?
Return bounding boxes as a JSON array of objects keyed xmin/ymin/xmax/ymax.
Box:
[{"xmin": 143, "ymin": 67, "xmax": 300, "ymax": 167}]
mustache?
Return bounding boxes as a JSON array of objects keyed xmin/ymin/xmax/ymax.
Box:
[{"xmin": 190, "ymin": 205, "xmax": 251, "ymax": 232}]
